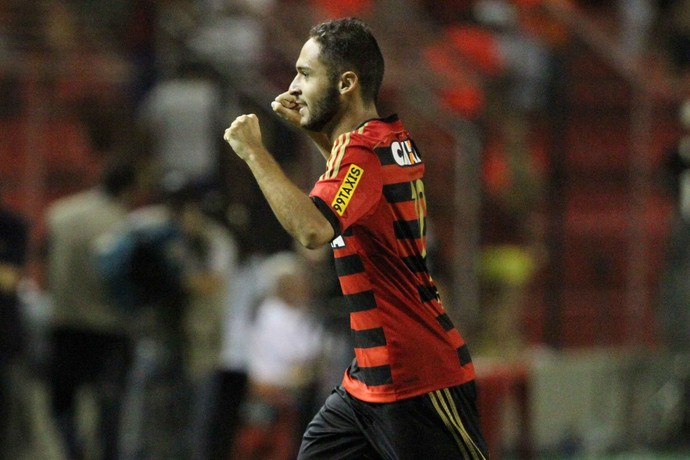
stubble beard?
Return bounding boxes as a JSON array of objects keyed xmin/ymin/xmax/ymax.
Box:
[{"xmin": 303, "ymin": 84, "xmax": 341, "ymax": 133}]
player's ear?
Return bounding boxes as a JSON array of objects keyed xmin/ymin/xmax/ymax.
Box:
[{"xmin": 339, "ymin": 71, "xmax": 358, "ymax": 95}]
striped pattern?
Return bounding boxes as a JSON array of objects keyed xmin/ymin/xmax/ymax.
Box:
[
  {"xmin": 429, "ymin": 389, "xmax": 487, "ymax": 460},
  {"xmin": 310, "ymin": 115, "xmax": 476, "ymax": 403}
]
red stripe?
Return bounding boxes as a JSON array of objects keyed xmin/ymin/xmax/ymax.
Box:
[
  {"xmin": 355, "ymin": 345, "xmax": 389, "ymax": 368},
  {"xmin": 446, "ymin": 328, "xmax": 463, "ymax": 348},
  {"xmin": 343, "ymin": 374, "xmax": 395, "ymax": 400},
  {"xmin": 393, "ymin": 202, "xmax": 423, "ymax": 221},
  {"xmin": 350, "ymin": 310, "xmax": 382, "ymax": 331},
  {"xmin": 380, "ymin": 163, "xmax": 424, "ymax": 182},
  {"xmin": 338, "ymin": 272, "xmax": 372, "ymax": 295}
]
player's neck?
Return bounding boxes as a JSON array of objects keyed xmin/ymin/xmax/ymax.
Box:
[{"xmin": 327, "ymin": 102, "xmax": 379, "ymax": 143}]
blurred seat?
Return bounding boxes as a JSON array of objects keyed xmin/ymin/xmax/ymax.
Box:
[{"xmin": 475, "ymin": 360, "xmax": 532, "ymax": 459}]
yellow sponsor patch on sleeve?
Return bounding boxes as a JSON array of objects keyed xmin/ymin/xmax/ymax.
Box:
[{"xmin": 331, "ymin": 164, "xmax": 363, "ymax": 216}]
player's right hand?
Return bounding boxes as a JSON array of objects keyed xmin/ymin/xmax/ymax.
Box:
[
  {"xmin": 271, "ymin": 91, "xmax": 301, "ymax": 128},
  {"xmin": 224, "ymin": 114, "xmax": 264, "ymax": 162}
]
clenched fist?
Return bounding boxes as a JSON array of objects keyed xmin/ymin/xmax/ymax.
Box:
[
  {"xmin": 271, "ymin": 91, "xmax": 301, "ymax": 129},
  {"xmin": 223, "ymin": 114, "xmax": 264, "ymax": 161}
]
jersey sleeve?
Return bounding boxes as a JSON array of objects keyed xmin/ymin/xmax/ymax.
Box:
[{"xmin": 309, "ymin": 141, "xmax": 382, "ymax": 236}]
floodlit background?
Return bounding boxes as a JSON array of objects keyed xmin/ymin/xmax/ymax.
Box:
[{"xmin": 0, "ymin": 0, "xmax": 689, "ymax": 459}]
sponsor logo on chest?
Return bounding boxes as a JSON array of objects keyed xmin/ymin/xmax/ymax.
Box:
[{"xmin": 391, "ymin": 140, "xmax": 421, "ymax": 166}]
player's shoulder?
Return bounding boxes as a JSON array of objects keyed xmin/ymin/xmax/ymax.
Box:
[
  {"xmin": 349, "ymin": 116, "xmax": 424, "ymax": 169},
  {"xmin": 344, "ymin": 115, "xmax": 405, "ymax": 151}
]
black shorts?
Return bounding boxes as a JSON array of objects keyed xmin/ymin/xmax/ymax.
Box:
[{"xmin": 298, "ymin": 382, "xmax": 489, "ymax": 460}]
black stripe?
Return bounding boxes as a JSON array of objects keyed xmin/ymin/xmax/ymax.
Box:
[
  {"xmin": 394, "ymin": 219, "xmax": 422, "ymax": 240},
  {"xmin": 418, "ymin": 284, "xmax": 439, "ymax": 303},
  {"xmin": 457, "ymin": 344, "xmax": 472, "ymax": 366},
  {"xmin": 343, "ymin": 290, "xmax": 377, "ymax": 312},
  {"xmin": 436, "ymin": 313, "xmax": 455, "ymax": 332},
  {"xmin": 359, "ymin": 364, "xmax": 393, "ymax": 386},
  {"xmin": 383, "ymin": 182, "xmax": 413, "ymax": 203},
  {"xmin": 311, "ymin": 196, "xmax": 342, "ymax": 236},
  {"xmin": 349, "ymin": 357, "xmax": 393, "ymax": 386},
  {"xmin": 352, "ymin": 327, "xmax": 387, "ymax": 348},
  {"xmin": 375, "ymin": 146, "xmax": 397, "ymax": 166},
  {"xmin": 402, "ymin": 255, "xmax": 427, "ymax": 273},
  {"xmin": 335, "ymin": 254, "xmax": 364, "ymax": 277}
]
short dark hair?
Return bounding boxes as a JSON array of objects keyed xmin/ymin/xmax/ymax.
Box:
[{"xmin": 309, "ymin": 18, "xmax": 384, "ymax": 104}]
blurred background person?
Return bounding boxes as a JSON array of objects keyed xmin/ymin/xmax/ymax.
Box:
[
  {"xmin": 0, "ymin": 188, "xmax": 30, "ymax": 459},
  {"xmin": 98, "ymin": 176, "xmax": 188, "ymax": 460},
  {"xmin": 43, "ymin": 158, "xmax": 142, "ymax": 460},
  {"xmin": 177, "ymin": 176, "xmax": 239, "ymax": 460},
  {"xmin": 100, "ymin": 174, "xmax": 235, "ymax": 460},
  {"xmin": 207, "ymin": 249, "xmax": 265, "ymax": 460},
  {"xmin": 231, "ymin": 251, "xmax": 325, "ymax": 460},
  {"xmin": 137, "ymin": 60, "xmax": 225, "ymax": 190}
]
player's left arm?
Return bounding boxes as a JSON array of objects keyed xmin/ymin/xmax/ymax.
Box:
[{"xmin": 224, "ymin": 114, "xmax": 335, "ymax": 249}]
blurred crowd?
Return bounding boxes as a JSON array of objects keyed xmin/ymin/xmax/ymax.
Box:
[
  {"xmin": 0, "ymin": 1, "xmax": 351, "ymax": 458},
  {"xmin": 2, "ymin": 159, "xmax": 349, "ymax": 460},
  {"xmin": 0, "ymin": 42, "xmax": 348, "ymax": 457},
  {"xmin": 1, "ymin": 0, "xmax": 690, "ymax": 458}
]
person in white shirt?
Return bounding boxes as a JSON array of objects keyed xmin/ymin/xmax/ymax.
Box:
[{"xmin": 232, "ymin": 251, "xmax": 325, "ymax": 460}]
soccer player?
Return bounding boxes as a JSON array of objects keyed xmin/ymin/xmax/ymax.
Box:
[{"xmin": 224, "ymin": 17, "xmax": 488, "ymax": 460}]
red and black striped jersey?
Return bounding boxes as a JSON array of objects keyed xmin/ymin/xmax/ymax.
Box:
[{"xmin": 310, "ymin": 115, "xmax": 475, "ymax": 403}]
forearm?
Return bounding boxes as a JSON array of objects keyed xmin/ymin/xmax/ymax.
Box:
[{"xmin": 244, "ymin": 148, "xmax": 334, "ymax": 249}]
